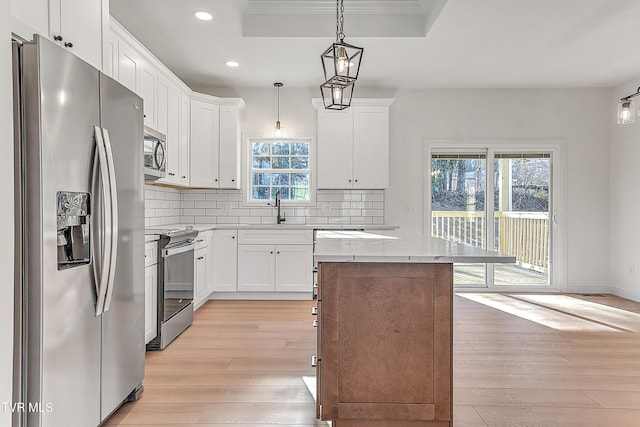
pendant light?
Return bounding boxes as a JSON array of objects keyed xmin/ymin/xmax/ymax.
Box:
[
  {"xmin": 274, "ymin": 82, "xmax": 284, "ymax": 137},
  {"xmin": 320, "ymin": 0, "xmax": 363, "ymax": 110},
  {"xmin": 617, "ymin": 86, "xmax": 640, "ymax": 124}
]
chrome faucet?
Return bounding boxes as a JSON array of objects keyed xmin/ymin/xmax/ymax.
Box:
[{"xmin": 275, "ymin": 190, "xmax": 285, "ymax": 224}]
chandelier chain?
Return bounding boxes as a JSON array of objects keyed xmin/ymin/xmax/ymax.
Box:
[{"xmin": 336, "ymin": 0, "xmax": 345, "ymax": 42}]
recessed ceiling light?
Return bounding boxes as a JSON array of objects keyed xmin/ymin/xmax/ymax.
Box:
[
  {"xmin": 194, "ymin": 11, "xmax": 213, "ymax": 21},
  {"xmin": 225, "ymin": 61, "xmax": 240, "ymax": 68}
]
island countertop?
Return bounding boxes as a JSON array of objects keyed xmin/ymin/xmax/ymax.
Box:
[{"xmin": 314, "ymin": 231, "xmax": 516, "ymax": 263}]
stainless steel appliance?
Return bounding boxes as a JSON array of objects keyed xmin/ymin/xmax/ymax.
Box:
[
  {"xmin": 143, "ymin": 126, "xmax": 166, "ymax": 181},
  {"xmin": 145, "ymin": 228, "xmax": 198, "ymax": 350},
  {"xmin": 13, "ymin": 36, "xmax": 145, "ymax": 426}
]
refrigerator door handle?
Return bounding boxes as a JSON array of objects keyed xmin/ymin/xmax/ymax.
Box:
[
  {"xmin": 101, "ymin": 128, "xmax": 119, "ymax": 313},
  {"xmin": 91, "ymin": 125, "xmax": 113, "ymax": 316}
]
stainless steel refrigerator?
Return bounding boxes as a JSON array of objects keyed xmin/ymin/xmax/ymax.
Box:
[{"xmin": 13, "ymin": 35, "xmax": 145, "ymax": 426}]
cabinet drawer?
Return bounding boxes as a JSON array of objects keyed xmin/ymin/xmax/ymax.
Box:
[
  {"xmin": 144, "ymin": 241, "xmax": 158, "ymax": 267},
  {"xmin": 195, "ymin": 230, "xmax": 213, "ymax": 250},
  {"xmin": 238, "ymin": 229, "xmax": 313, "ymax": 245}
]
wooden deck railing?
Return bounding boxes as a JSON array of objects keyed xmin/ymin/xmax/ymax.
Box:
[{"xmin": 431, "ymin": 211, "xmax": 549, "ymax": 272}]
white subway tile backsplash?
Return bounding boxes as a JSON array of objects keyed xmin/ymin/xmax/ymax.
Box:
[
  {"xmin": 183, "ymin": 208, "xmax": 206, "ymax": 216},
  {"xmin": 145, "ymin": 187, "xmax": 385, "ymax": 227},
  {"xmin": 182, "ymin": 193, "xmax": 206, "ymax": 201},
  {"xmin": 194, "ymin": 201, "xmax": 217, "ymax": 209},
  {"xmin": 205, "ymin": 193, "xmax": 228, "ymax": 201}
]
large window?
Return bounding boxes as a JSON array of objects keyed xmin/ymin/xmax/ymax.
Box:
[{"xmin": 250, "ymin": 139, "xmax": 310, "ymax": 201}]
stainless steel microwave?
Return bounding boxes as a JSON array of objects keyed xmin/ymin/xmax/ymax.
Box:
[{"xmin": 143, "ymin": 126, "xmax": 166, "ymax": 180}]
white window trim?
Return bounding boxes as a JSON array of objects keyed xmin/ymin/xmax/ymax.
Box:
[{"xmin": 242, "ymin": 135, "xmax": 316, "ymax": 207}]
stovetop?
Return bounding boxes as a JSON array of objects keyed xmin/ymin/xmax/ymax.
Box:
[{"xmin": 146, "ymin": 226, "xmax": 199, "ymax": 242}]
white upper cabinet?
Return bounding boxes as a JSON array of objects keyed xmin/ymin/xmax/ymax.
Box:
[
  {"xmin": 137, "ymin": 61, "xmax": 157, "ymax": 129},
  {"xmin": 317, "ymin": 108, "xmax": 354, "ymax": 189},
  {"xmin": 190, "ymin": 99, "xmax": 220, "ymax": 188},
  {"xmin": 352, "ymin": 106, "xmax": 390, "ymax": 189},
  {"xmin": 219, "ymin": 106, "xmax": 241, "ymax": 188},
  {"xmin": 314, "ymin": 99, "xmax": 394, "ymax": 189},
  {"xmin": 190, "ymin": 96, "xmax": 244, "ymax": 189},
  {"xmin": 107, "ymin": 19, "xmax": 243, "ymax": 189},
  {"xmin": 11, "ymin": 0, "xmax": 105, "ymax": 70},
  {"xmin": 157, "ymin": 77, "xmax": 183, "ymax": 186},
  {"xmin": 116, "ymin": 41, "xmax": 137, "ymax": 93},
  {"xmin": 179, "ymin": 92, "xmax": 191, "ymax": 186}
]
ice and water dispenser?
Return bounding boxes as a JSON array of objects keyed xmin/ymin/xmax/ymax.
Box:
[{"xmin": 57, "ymin": 191, "xmax": 91, "ymax": 269}]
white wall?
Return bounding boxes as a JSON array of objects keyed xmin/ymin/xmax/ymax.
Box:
[
  {"xmin": 197, "ymin": 85, "xmax": 612, "ymax": 292},
  {"xmin": 1, "ymin": 0, "xmax": 15, "ymax": 423},
  {"xmin": 388, "ymin": 88, "xmax": 611, "ymax": 292},
  {"xmin": 609, "ymin": 80, "xmax": 640, "ymax": 302}
]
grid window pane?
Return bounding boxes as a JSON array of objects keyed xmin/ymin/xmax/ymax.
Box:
[
  {"xmin": 291, "ymin": 156, "xmax": 309, "ymax": 169},
  {"xmin": 252, "ymin": 173, "xmax": 270, "ymax": 185},
  {"xmin": 253, "ymin": 156, "xmax": 271, "ymax": 169},
  {"xmin": 272, "ymin": 156, "xmax": 290, "ymax": 169},
  {"xmin": 253, "ymin": 142, "xmax": 271, "ymax": 156},
  {"xmin": 291, "ymin": 143, "xmax": 309, "ymax": 155},
  {"xmin": 272, "ymin": 143, "xmax": 290, "ymax": 155},
  {"xmin": 253, "ymin": 186, "xmax": 270, "ymax": 199}
]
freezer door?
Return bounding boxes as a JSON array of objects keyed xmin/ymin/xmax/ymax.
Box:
[
  {"xmin": 99, "ymin": 74, "xmax": 145, "ymax": 421},
  {"xmin": 20, "ymin": 36, "xmax": 102, "ymax": 427}
]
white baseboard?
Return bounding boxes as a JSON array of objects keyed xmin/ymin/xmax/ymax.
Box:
[
  {"xmin": 563, "ymin": 283, "xmax": 611, "ymax": 294},
  {"xmin": 609, "ymin": 285, "xmax": 640, "ymax": 303},
  {"xmin": 208, "ymin": 292, "xmax": 314, "ymax": 301}
]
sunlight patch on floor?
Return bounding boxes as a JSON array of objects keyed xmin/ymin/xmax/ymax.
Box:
[
  {"xmin": 457, "ymin": 293, "xmax": 623, "ymax": 332},
  {"xmin": 511, "ymin": 294, "xmax": 640, "ymax": 332}
]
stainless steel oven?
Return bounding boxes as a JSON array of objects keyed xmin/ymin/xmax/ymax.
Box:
[{"xmin": 146, "ymin": 228, "xmax": 198, "ymax": 350}]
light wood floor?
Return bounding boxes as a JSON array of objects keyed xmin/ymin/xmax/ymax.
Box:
[{"xmin": 103, "ymin": 294, "xmax": 640, "ymax": 427}]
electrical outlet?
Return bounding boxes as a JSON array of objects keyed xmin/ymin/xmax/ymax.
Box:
[
  {"xmin": 405, "ymin": 204, "xmax": 415, "ymax": 214},
  {"xmin": 321, "ymin": 203, "xmax": 331, "ymax": 213},
  {"xmin": 221, "ymin": 202, "xmax": 231, "ymax": 214},
  {"xmin": 628, "ymin": 264, "xmax": 635, "ymax": 275}
]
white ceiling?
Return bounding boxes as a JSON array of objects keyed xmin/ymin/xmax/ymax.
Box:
[{"xmin": 109, "ymin": 0, "xmax": 640, "ymax": 91}]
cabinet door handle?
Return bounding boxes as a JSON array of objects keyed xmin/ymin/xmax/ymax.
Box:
[
  {"xmin": 168, "ymin": 172, "xmax": 176, "ymax": 176},
  {"xmin": 197, "ymin": 256, "xmax": 204, "ymax": 260},
  {"xmin": 53, "ymin": 35, "xmax": 63, "ymax": 41},
  {"xmin": 354, "ymin": 179, "xmax": 358, "ymax": 183},
  {"xmin": 231, "ymin": 236, "xmax": 235, "ymax": 239},
  {"xmin": 270, "ymin": 251, "xmax": 274, "ymax": 254},
  {"xmin": 348, "ymin": 179, "xmax": 352, "ymax": 182},
  {"xmin": 181, "ymin": 176, "xmax": 186, "ymax": 179},
  {"xmin": 276, "ymin": 251, "xmax": 280, "ymax": 254},
  {"xmin": 64, "ymin": 42, "xmax": 73, "ymax": 48},
  {"xmin": 231, "ymin": 179, "xmax": 235, "ymax": 182},
  {"xmin": 196, "ymin": 239, "xmax": 204, "ymax": 242},
  {"xmin": 215, "ymin": 178, "xmax": 218, "ymax": 182}
]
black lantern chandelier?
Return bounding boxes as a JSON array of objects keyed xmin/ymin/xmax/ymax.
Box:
[{"xmin": 320, "ymin": 0, "xmax": 363, "ymax": 110}]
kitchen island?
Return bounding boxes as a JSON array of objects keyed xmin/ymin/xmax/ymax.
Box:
[{"xmin": 313, "ymin": 233, "xmax": 515, "ymax": 427}]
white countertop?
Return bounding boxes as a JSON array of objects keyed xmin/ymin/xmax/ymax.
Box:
[
  {"xmin": 314, "ymin": 232, "xmax": 516, "ymax": 263},
  {"xmin": 145, "ymin": 223, "xmax": 399, "ymax": 233}
]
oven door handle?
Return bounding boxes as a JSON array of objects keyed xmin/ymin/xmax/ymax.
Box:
[{"xmin": 163, "ymin": 242, "xmax": 195, "ymax": 257}]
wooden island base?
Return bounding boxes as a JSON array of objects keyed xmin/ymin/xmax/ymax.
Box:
[{"xmin": 316, "ymin": 262, "xmax": 453, "ymax": 427}]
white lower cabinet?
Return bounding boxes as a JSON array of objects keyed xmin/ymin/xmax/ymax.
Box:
[
  {"xmin": 236, "ymin": 230, "xmax": 313, "ymax": 295},
  {"xmin": 275, "ymin": 244, "xmax": 313, "ymax": 292},
  {"xmin": 193, "ymin": 231, "xmax": 213, "ymax": 310},
  {"xmin": 237, "ymin": 245, "xmax": 276, "ymax": 292},
  {"xmin": 144, "ymin": 241, "xmax": 158, "ymax": 345},
  {"xmin": 212, "ymin": 230, "xmax": 238, "ymax": 292}
]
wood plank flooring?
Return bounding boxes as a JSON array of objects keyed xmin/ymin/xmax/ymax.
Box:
[{"xmin": 103, "ymin": 294, "xmax": 640, "ymax": 427}]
